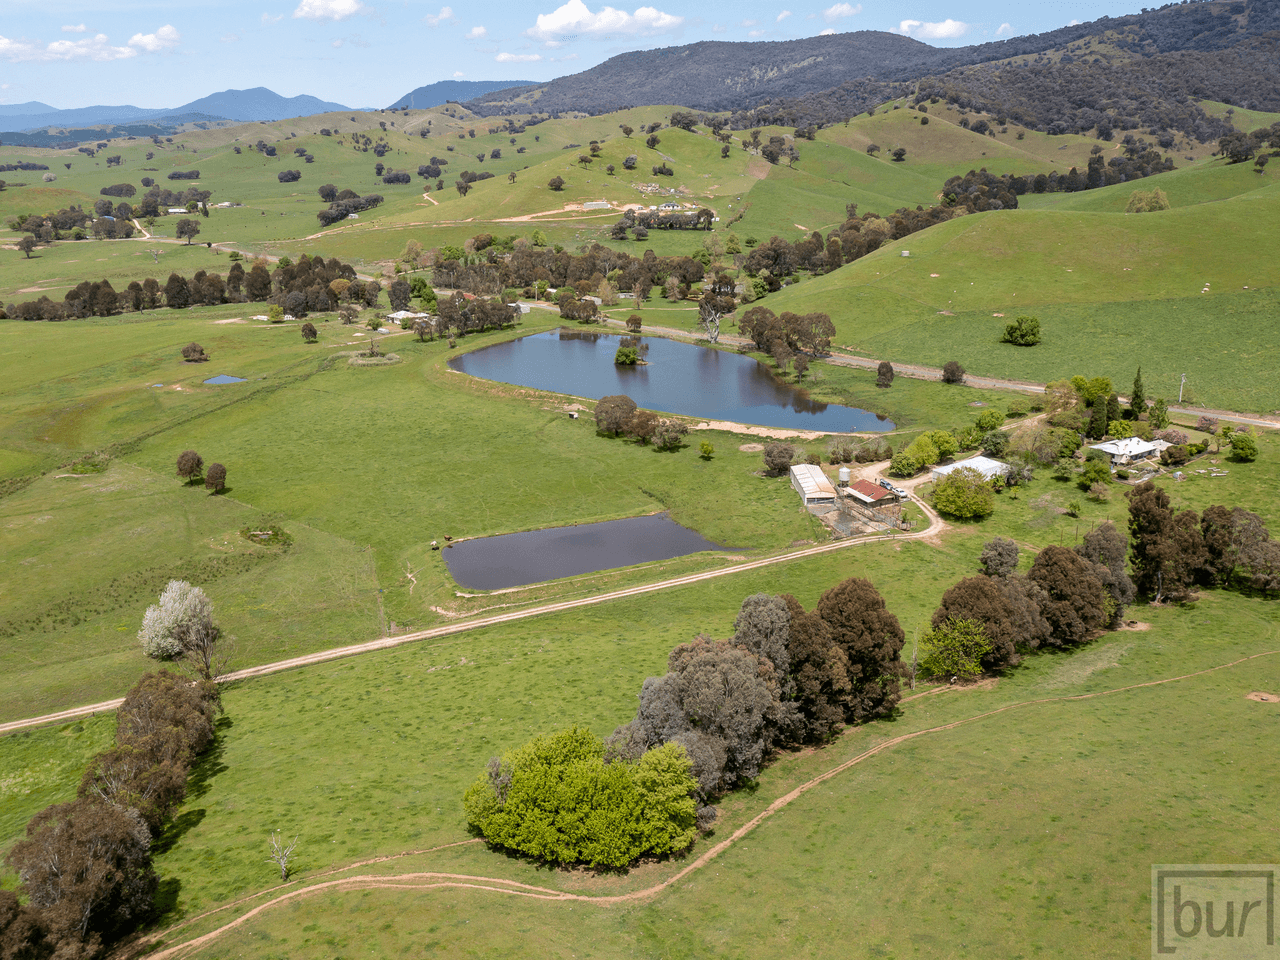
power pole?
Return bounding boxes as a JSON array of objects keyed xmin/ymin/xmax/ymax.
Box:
[{"xmin": 1179, "ymin": 374, "xmax": 1187, "ymax": 402}]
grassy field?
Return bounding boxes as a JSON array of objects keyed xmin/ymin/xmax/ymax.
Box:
[
  {"xmin": 760, "ymin": 182, "xmax": 1280, "ymax": 412},
  {"xmin": 2, "ymin": 94, "xmax": 1279, "ymax": 960},
  {"xmin": 3, "ymin": 541, "xmax": 1275, "ymax": 959},
  {"xmin": 161, "ymin": 597, "xmax": 1278, "ymax": 960}
]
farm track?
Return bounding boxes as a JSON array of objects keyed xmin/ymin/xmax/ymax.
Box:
[
  {"xmin": 0, "ymin": 506, "xmax": 941, "ymax": 736},
  {"xmin": 132, "ymin": 647, "xmax": 1280, "ymax": 960},
  {"xmin": 599, "ymin": 317, "xmax": 1280, "ymax": 431}
]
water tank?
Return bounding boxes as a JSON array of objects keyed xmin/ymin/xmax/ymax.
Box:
[{"xmin": 838, "ymin": 467, "xmax": 850, "ymax": 487}]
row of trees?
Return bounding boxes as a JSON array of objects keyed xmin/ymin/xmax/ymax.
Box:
[
  {"xmin": 1128, "ymin": 483, "xmax": 1280, "ymax": 600},
  {"xmin": 3, "ymin": 669, "xmax": 221, "ymax": 959},
  {"xmin": 5, "ymin": 253, "xmax": 362, "ymax": 322}
]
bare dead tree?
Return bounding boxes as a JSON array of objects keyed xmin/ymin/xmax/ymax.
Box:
[{"xmin": 267, "ymin": 831, "xmax": 300, "ymax": 881}]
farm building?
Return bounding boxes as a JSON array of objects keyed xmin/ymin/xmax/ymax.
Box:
[
  {"xmin": 844, "ymin": 478, "xmax": 898, "ymax": 507},
  {"xmin": 789, "ymin": 464, "xmax": 837, "ymax": 505},
  {"xmin": 1089, "ymin": 437, "xmax": 1160, "ymax": 465},
  {"xmin": 931, "ymin": 455, "xmax": 1010, "ymax": 483}
]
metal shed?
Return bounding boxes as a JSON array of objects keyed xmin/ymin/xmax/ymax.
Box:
[{"xmin": 789, "ymin": 464, "xmax": 837, "ymax": 505}]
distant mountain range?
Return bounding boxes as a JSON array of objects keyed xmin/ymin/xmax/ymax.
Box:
[
  {"xmin": 387, "ymin": 79, "xmax": 537, "ymax": 111},
  {"xmin": 1, "ymin": 87, "xmax": 355, "ymax": 134}
]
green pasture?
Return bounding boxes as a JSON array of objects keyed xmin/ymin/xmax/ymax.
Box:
[
  {"xmin": 760, "ymin": 191, "xmax": 1280, "ymax": 412},
  {"xmin": 166, "ymin": 595, "xmax": 1279, "ymax": 960},
  {"xmin": 4, "ymin": 549, "xmax": 1276, "ymax": 959}
]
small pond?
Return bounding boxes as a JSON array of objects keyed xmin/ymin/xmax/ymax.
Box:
[
  {"xmin": 449, "ymin": 330, "xmax": 894, "ymax": 433},
  {"xmin": 203, "ymin": 374, "xmax": 247, "ymax": 385},
  {"xmin": 443, "ymin": 513, "xmax": 731, "ymax": 590}
]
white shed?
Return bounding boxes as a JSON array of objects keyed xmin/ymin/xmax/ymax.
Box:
[
  {"xmin": 931, "ymin": 455, "xmax": 1010, "ymax": 483},
  {"xmin": 789, "ymin": 464, "xmax": 837, "ymax": 505}
]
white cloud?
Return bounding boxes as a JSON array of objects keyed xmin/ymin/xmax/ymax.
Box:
[
  {"xmin": 741, "ymin": 19, "xmax": 758, "ymax": 27},
  {"xmin": 776, "ymin": 10, "xmax": 791, "ymax": 22},
  {"xmin": 453, "ymin": 70, "xmax": 464, "ymax": 76},
  {"xmin": 749, "ymin": 29, "xmax": 764, "ymax": 36},
  {"xmin": 552, "ymin": 52, "xmax": 579, "ymax": 60},
  {"xmin": 0, "ymin": 32, "xmax": 137, "ymax": 62},
  {"xmin": 466, "ymin": 25, "xmax": 487, "ymax": 38},
  {"xmin": 332, "ymin": 38, "xmax": 343, "ymax": 46},
  {"xmin": 496, "ymin": 51, "xmax": 541, "ymax": 61},
  {"xmin": 995, "ymin": 22, "xmax": 1012, "ymax": 36},
  {"xmin": 62, "ymin": 24, "xmax": 87, "ymax": 33},
  {"xmin": 823, "ymin": 3, "xmax": 860, "ymax": 22},
  {"xmin": 293, "ymin": 0, "xmax": 365, "ymax": 21},
  {"xmin": 818, "ymin": 27, "xmax": 835, "ymax": 35},
  {"xmin": 262, "ymin": 13, "xmax": 284, "ymax": 24},
  {"xmin": 712, "ymin": 23, "xmax": 726, "ymax": 32},
  {"xmin": 221, "ymin": 32, "xmax": 241, "ymax": 42},
  {"xmin": 423, "ymin": 6, "xmax": 454, "ymax": 26},
  {"xmin": 1068, "ymin": 19, "xmax": 1082, "ymax": 26},
  {"xmin": 526, "ymin": 0, "xmax": 683, "ymax": 42},
  {"xmin": 128, "ymin": 24, "xmax": 181, "ymax": 52},
  {"xmin": 895, "ymin": 17, "xmax": 967, "ymax": 39}
]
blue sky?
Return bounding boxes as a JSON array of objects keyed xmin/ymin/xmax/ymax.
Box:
[{"xmin": 2, "ymin": 0, "xmax": 1146, "ymax": 110}]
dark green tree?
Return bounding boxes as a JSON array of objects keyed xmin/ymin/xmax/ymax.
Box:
[
  {"xmin": 594, "ymin": 395, "xmax": 637, "ymax": 435},
  {"xmin": 1130, "ymin": 367, "xmax": 1146, "ymax": 417},
  {"xmin": 815, "ymin": 577, "xmax": 905, "ymax": 723},
  {"xmin": 204, "ymin": 463, "xmax": 227, "ymax": 492},
  {"xmin": 1027, "ymin": 546, "xmax": 1108, "ymax": 645},
  {"xmin": 1087, "ymin": 399, "xmax": 1107, "ymax": 439},
  {"xmin": 175, "ymin": 219, "xmax": 200, "ymax": 245},
  {"xmin": 931, "ymin": 576, "xmax": 1018, "ymax": 669},
  {"xmin": 176, "ymin": 450, "xmax": 203, "ymax": 482}
]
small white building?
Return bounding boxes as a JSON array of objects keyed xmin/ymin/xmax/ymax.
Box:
[
  {"xmin": 1089, "ymin": 437, "xmax": 1159, "ymax": 465},
  {"xmin": 789, "ymin": 464, "xmax": 837, "ymax": 505},
  {"xmin": 931, "ymin": 455, "xmax": 1010, "ymax": 483},
  {"xmin": 582, "ymin": 201, "xmax": 612, "ymax": 211}
]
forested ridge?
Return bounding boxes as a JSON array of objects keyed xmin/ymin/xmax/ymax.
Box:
[{"xmin": 466, "ymin": 0, "xmax": 1280, "ymax": 142}]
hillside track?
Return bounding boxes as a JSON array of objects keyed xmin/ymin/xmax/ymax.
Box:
[
  {"xmin": 133, "ymin": 648, "xmax": 1280, "ymax": 960},
  {"xmin": 1, "ymin": 512, "xmax": 939, "ymax": 735}
]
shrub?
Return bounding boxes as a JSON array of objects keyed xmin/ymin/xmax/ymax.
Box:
[
  {"xmin": 277, "ymin": 170, "xmax": 301, "ymax": 183},
  {"xmin": 1006, "ymin": 398, "xmax": 1029, "ymax": 418},
  {"xmin": 889, "ymin": 452, "xmax": 918, "ymax": 477},
  {"xmin": 180, "ymin": 342, "xmax": 207, "ymax": 362},
  {"xmin": 1001, "ymin": 315, "xmax": 1041, "ymax": 345},
  {"xmin": 919, "ymin": 618, "xmax": 993, "ymax": 681},
  {"xmin": 942, "ymin": 360, "xmax": 965, "ymax": 384},
  {"xmin": 1229, "ymin": 432, "xmax": 1258, "ymax": 461},
  {"xmin": 1196, "ymin": 416, "xmax": 1219, "ymax": 435},
  {"xmin": 463, "ymin": 727, "xmax": 698, "ymax": 867},
  {"xmin": 932, "ymin": 466, "xmax": 996, "ymax": 519},
  {"xmin": 975, "ymin": 409, "xmax": 1004, "ymax": 432}
]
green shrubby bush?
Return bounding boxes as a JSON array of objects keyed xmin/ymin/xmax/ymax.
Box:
[{"xmin": 463, "ymin": 727, "xmax": 698, "ymax": 868}]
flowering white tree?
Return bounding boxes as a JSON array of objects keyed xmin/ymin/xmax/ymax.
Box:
[{"xmin": 137, "ymin": 580, "xmax": 214, "ymax": 661}]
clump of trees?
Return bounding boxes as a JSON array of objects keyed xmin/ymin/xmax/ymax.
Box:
[
  {"xmin": 316, "ymin": 190, "xmax": 384, "ymax": 228},
  {"xmin": 3, "ymin": 670, "xmax": 220, "ymax": 959},
  {"xmin": 467, "ymin": 581, "xmax": 909, "ymax": 867},
  {"xmin": 738, "ymin": 307, "xmax": 836, "ymax": 357},
  {"xmin": 277, "ymin": 170, "xmax": 302, "ymax": 183}
]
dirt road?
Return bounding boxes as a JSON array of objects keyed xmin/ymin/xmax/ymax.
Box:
[
  {"xmin": 600, "ymin": 316, "xmax": 1280, "ymax": 431},
  {"xmin": 0, "ymin": 509, "xmax": 939, "ymax": 735}
]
